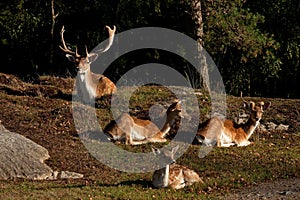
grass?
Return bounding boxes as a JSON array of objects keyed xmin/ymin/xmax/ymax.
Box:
[{"xmin": 0, "ymin": 73, "xmax": 299, "ymax": 199}]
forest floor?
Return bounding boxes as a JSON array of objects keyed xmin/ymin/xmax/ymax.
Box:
[{"xmin": 0, "ymin": 72, "xmax": 299, "ymax": 199}]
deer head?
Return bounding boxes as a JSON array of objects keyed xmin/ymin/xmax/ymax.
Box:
[
  {"xmin": 243, "ymin": 101, "xmax": 271, "ymax": 122},
  {"xmin": 59, "ymin": 25, "xmax": 116, "ymax": 73},
  {"xmin": 151, "ymin": 145, "xmax": 179, "ymax": 164},
  {"xmin": 166, "ymin": 101, "xmax": 191, "ymax": 121}
]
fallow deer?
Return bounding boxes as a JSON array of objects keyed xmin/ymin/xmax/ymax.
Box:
[
  {"xmin": 196, "ymin": 101, "xmax": 271, "ymax": 147},
  {"xmin": 104, "ymin": 101, "xmax": 190, "ymax": 145},
  {"xmin": 152, "ymin": 146, "xmax": 203, "ymax": 189},
  {"xmin": 59, "ymin": 25, "xmax": 116, "ymax": 102}
]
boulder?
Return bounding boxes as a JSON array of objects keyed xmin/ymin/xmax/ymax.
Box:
[
  {"xmin": 0, "ymin": 125, "xmax": 53, "ymax": 180},
  {"xmin": 0, "ymin": 123, "xmax": 84, "ymax": 180},
  {"xmin": 265, "ymin": 122, "xmax": 278, "ymax": 131},
  {"xmin": 47, "ymin": 171, "xmax": 84, "ymax": 180},
  {"xmin": 261, "ymin": 122, "xmax": 289, "ymax": 132},
  {"xmin": 276, "ymin": 124, "xmax": 289, "ymax": 131}
]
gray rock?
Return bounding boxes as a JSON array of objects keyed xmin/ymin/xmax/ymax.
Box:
[
  {"xmin": 0, "ymin": 124, "xmax": 84, "ymax": 180},
  {"xmin": 47, "ymin": 171, "xmax": 60, "ymax": 180},
  {"xmin": 265, "ymin": 122, "xmax": 278, "ymax": 130},
  {"xmin": 0, "ymin": 122, "xmax": 6, "ymax": 132},
  {"xmin": 259, "ymin": 124, "xmax": 267, "ymax": 132},
  {"xmin": 276, "ymin": 124, "xmax": 289, "ymax": 131},
  {"xmin": 59, "ymin": 171, "xmax": 84, "ymax": 179},
  {"xmin": 47, "ymin": 171, "xmax": 83, "ymax": 180},
  {"xmin": 0, "ymin": 127, "xmax": 53, "ymax": 180},
  {"xmin": 263, "ymin": 122, "xmax": 289, "ymax": 132}
]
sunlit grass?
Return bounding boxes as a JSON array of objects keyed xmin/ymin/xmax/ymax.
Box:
[{"xmin": 0, "ymin": 75, "xmax": 299, "ymax": 199}]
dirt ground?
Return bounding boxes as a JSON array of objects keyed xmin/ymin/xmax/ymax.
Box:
[
  {"xmin": 223, "ymin": 178, "xmax": 300, "ymax": 200},
  {"xmin": 0, "ymin": 73, "xmax": 299, "ymax": 199}
]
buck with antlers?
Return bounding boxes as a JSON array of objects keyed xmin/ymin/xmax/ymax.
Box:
[
  {"xmin": 152, "ymin": 145, "xmax": 203, "ymax": 189},
  {"xmin": 59, "ymin": 25, "xmax": 116, "ymax": 102},
  {"xmin": 196, "ymin": 101, "xmax": 271, "ymax": 147},
  {"xmin": 104, "ymin": 101, "xmax": 191, "ymax": 145}
]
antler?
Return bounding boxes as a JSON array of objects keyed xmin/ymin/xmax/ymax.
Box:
[
  {"xmin": 95, "ymin": 25, "xmax": 116, "ymax": 53},
  {"xmin": 84, "ymin": 45, "xmax": 97, "ymax": 60},
  {"xmin": 59, "ymin": 26, "xmax": 80, "ymax": 57},
  {"xmin": 240, "ymin": 92, "xmax": 255, "ymax": 110}
]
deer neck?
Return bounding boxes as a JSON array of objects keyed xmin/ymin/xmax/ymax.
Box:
[
  {"xmin": 160, "ymin": 114, "xmax": 177, "ymax": 137},
  {"xmin": 155, "ymin": 164, "xmax": 170, "ymax": 188},
  {"xmin": 243, "ymin": 118, "xmax": 260, "ymax": 140},
  {"xmin": 78, "ymin": 69, "xmax": 97, "ymax": 99}
]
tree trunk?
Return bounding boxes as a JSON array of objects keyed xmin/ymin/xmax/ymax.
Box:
[
  {"xmin": 189, "ymin": 0, "xmax": 210, "ymax": 92},
  {"xmin": 50, "ymin": 0, "xmax": 58, "ymax": 66}
]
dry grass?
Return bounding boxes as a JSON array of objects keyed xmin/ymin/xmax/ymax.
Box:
[{"xmin": 0, "ymin": 73, "xmax": 299, "ymax": 199}]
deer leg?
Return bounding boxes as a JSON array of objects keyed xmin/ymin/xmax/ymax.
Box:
[
  {"xmin": 124, "ymin": 127, "xmax": 134, "ymax": 145},
  {"xmin": 220, "ymin": 142, "xmax": 236, "ymax": 147},
  {"xmin": 147, "ymin": 136, "xmax": 167, "ymax": 143},
  {"xmin": 170, "ymin": 180, "xmax": 185, "ymax": 190},
  {"xmin": 217, "ymin": 139, "xmax": 221, "ymax": 147},
  {"xmin": 202, "ymin": 138, "xmax": 216, "ymax": 147},
  {"xmin": 130, "ymin": 139, "xmax": 149, "ymax": 145},
  {"xmin": 219, "ymin": 136, "xmax": 235, "ymax": 147},
  {"xmin": 129, "ymin": 136, "xmax": 167, "ymax": 145},
  {"xmin": 237, "ymin": 140, "xmax": 252, "ymax": 147}
]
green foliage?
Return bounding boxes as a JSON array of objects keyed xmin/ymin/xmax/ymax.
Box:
[
  {"xmin": 245, "ymin": 0, "xmax": 300, "ymax": 97},
  {"xmin": 203, "ymin": 0, "xmax": 282, "ymax": 96},
  {"xmin": 0, "ymin": 0, "xmax": 299, "ymax": 97},
  {"xmin": 0, "ymin": 0, "xmax": 50, "ymax": 72},
  {"xmin": 1, "ymin": 1, "xmax": 41, "ymax": 41}
]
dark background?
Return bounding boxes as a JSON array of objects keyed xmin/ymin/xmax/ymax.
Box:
[{"xmin": 0, "ymin": 0, "xmax": 299, "ymax": 98}]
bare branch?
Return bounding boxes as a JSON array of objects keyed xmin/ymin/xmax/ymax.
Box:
[{"xmin": 51, "ymin": 0, "xmax": 59, "ymax": 39}]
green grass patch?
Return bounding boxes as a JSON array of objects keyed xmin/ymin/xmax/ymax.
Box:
[{"xmin": 0, "ymin": 74, "xmax": 299, "ymax": 199}]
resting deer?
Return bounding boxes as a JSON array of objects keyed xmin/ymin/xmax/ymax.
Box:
[
  {"xmin": 196, "ymin": 101, "xmax": 271, "ymax": 147},
  {"xmin": 59, "ymin": 25, "xmax": 116, "ymax": 102},
  {"xmin": 152, "ymin": 146, "xmax": 203, "ymax": 189},
  {"xmin": 104, "ymin": 101, "xmax": 190, "ymax": 145}
]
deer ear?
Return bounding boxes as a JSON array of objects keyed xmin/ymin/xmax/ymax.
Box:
[
  {"xmin": 66, "ymin": 54, "xmax": 76, "ymax": 62},
  {"xmin": 176, "ymin": 101, "xmax": 182, "ymax": 109},
  {"xmin": 172, "ymin": 145, "xmax": 179, "ymax": 155},
  {"xmin": 243, "ymin": 101, "xmax": 255, "ymax": 110},
  {"xmin": 249, "ymin": 101, "xmax": 255, "ymax": 110},
  {"xmin": 88, "ymin": 53, "xmax": 98, "ymax": 63},
  {"xmin": 174, "ymin": 99, "xmax": 181, "ymax": 104},
  {"xmin": 243, "ymin": 101, "xmax": 249, "ymax": 109},
  {"xmin": 151, "ymin": 147, "xmax": 160, "ymax": 155}
]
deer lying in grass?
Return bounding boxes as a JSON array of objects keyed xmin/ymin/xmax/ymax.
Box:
[
  {"xmin": 152, "ymin": 146, "xmax": 203, "ymax": 189},
  {"xmin": 104, "ymin": 101, "xmax": 190, "ymax": 145},
  {"xmin": 196, "ymin": 101, "xmax": 271, "ymax": 147},
  {"xmin": 59, "ymin": 25, "xmax": 116, "ymax": 102}
]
